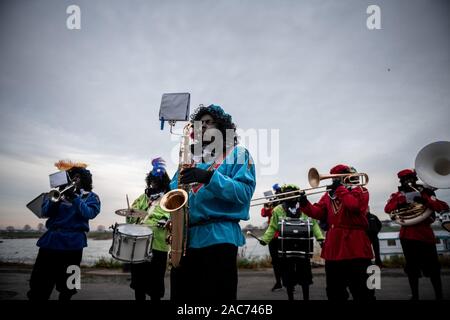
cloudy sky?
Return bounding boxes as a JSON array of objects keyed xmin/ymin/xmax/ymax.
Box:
[{"xmin": 0, "ymin": 0, "xmax": 449, "ymax": 230}]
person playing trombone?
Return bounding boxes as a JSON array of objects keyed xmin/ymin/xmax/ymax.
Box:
[{"xmin": 297, "ymin": 164, "xmax": 374, "ymax": 301}]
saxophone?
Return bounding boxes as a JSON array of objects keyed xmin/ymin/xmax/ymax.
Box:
[{"xmin": 160, "ymin": 123, "xmax": 192, "ymax": 268}]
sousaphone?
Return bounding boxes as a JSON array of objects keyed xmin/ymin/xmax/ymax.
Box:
[{"xmin": 390, "ymin": 141, "xmax": 450, "ymax": 226}]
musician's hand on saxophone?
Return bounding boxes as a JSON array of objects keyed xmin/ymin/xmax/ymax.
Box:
[{"xmin": 179, "ymin": 167, "xmax": 214, "ymax": 184}]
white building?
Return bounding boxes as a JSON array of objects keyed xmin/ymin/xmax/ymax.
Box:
[{"xmin": 379, "ymin": 231, "xmax": 450, "ymax": 259}]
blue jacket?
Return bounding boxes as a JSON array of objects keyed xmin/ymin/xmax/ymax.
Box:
[
  {"xmin": 170, "ymin": 146, "xmax": 256, "ymax": 248},
  {"xmin": 37, "ymin": 192, "xmax": 101, "ymax": 250}
]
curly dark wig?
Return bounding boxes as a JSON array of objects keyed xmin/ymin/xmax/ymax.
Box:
[
  {"xmin": 191, "ymin": 104, "xmax": 238, "ymax": 148},
  {"xmin": 145, "ymin": 171, "xmax": 171, "ymax": 193},
  {"xmin": 68, "ymin": 167, "xmax": 93, "ymax": 191}
]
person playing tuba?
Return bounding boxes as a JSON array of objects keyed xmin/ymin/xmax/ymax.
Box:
[{"xmin": 384, "ymin": 169, "xmax": 449, "ymax": 300}]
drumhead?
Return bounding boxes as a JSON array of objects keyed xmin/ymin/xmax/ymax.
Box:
[{"xmin": 117, "ymin": 224, "xmax": 152, "ymax": 236}]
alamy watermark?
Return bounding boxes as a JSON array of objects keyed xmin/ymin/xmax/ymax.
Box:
[
  {"xmin": 367, "ymin": 265, "xmax": 381, "ymax": 290},
  {"xmin": 366, "ymin": 5, "xmax": 381, "ymax": 30},
  {"xmin": 170, "ymin": 123, "xmax": 279, "ymax": 176},
  {"xmin": 66, "ymin": 265, "xmax": 81, "ymax": 290},
  {"xmin": 66, "ymin": 5, "xmax": 81, "ymax": 30}
]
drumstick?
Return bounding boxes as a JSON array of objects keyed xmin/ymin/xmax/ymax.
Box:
[
  {"xmin": 246, "ymin": 231, "xmax": 262, "ymax": 242},
  {"xmin": 126, "ymin": 194, "xmax": 130, "ymax": 211}
]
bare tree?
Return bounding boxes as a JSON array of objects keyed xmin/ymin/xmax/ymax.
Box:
[
  {"xmin": 37, "ymin": 223, "xmax": 45, "ymax": 232},
  {"xmin": 97, "ymin": 225, "xmax": 106, "ymax": 232},
  {"xmin": 23, "ymin": 224, "xmax": 32, "ymax": 231},
  {"xmin": 6, "ymin": 226, "xmax": 15, "ymax": 232}
]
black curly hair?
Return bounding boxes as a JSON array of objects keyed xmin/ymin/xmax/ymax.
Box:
[
  {"xmin": 145, "ymin": 171, "xmax": 171, "ymax": 193},
  {"xmin": 67, "ymin": 167, "xmax": 93, "ymax": 191},
  {"xmin": 191, "ymin": 104, "xmax": 238, "ymax": 149}
]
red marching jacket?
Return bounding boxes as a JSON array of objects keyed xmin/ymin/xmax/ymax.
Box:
[
  {"xmin": 384, "ymin": 189, "xmax": 449, "ymax": 244},
  {"xmin": 260, "ymin": 207, "xmax": 273, "ymax": 224},
  {"xmin": 301, "ymin": 186, "xmax": 373, "ymax": 261}
]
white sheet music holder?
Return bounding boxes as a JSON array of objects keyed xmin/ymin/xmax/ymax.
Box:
[
  {"xmin": 159, "ymin": 93, "xmax": 190, "ymax": 131},
  {"xmin": 49, "ymin": 171, "xmax": 69, "ymax": 188}
]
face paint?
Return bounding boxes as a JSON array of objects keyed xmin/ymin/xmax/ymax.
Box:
[{"xmin": 199, "ymin": 114, "xmax": 217, "ymax": 142}]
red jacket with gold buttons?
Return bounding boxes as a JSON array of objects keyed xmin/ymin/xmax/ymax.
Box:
[{"xmin": 301, "ymin": 186, "xmax": 373, "ymax": 261}]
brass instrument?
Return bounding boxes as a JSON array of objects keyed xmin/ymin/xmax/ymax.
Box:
[
  {"xmin": 48, "ymin": 182, "xmax": 76, "ymax": 202},
  {"xmin": 160, "ymin": 123, "xmax": 192, "ymax": 268},
  {"xmin": 389, "ymin": 141, "xmax": 450, "ymax": 226},
  {"xmin": 389, "ymin": 203, "xmax": 433, "ymax": 226},
  {"xmin": 308, "ymin": 167, "xmax": 369, "ymax": 188},
  {"xmin": 251, "ymin": 167, "xmax": 369, "ymax": 207}
]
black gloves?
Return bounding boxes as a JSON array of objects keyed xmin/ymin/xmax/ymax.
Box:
[
  {"xmin": 298, "ymin": 191, "xmax": 308, "ymax": 207},
  {"xmin": 64, "ymin": 188, "xmax": 77, "ymax": 202},
  {"xmin": 413, "ymin": 196, "xmax": 426, "ymax": 205},
  {"xmin": 259, "ymin": 240, "xmax": 267, "ymax": 246},
  {"xmin": 157, "ymin": 218, "xmax": 168, "ymax": 228},
  {"xmin": 180, "ymin": 168, "xmax": 214, "ymax": 184}
]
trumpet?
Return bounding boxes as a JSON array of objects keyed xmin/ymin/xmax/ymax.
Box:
[
  {"xmin": 48, "ymin": 182, "xmax": 76, "ymax": 202},
  {"xmin": 250, "ymin": 167, "xmax": 369, "ymax": 207}
]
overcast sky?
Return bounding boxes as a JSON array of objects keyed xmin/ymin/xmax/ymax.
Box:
[{"xmin": 0, "ymin": 0, "xmax": 449, "ymax": 229}]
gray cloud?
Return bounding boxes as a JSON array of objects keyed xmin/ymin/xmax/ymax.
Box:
[{"xmin": 1, "ymin": 0, "xmax": 449, "ymax": 229}]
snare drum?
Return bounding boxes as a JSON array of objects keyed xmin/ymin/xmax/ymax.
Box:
[
  {"xmin": 109, "ymin": 223, "xmax": 153, "ymax": 263},
  {"xmin": 278, "ymin": 218, "xmax": 314, "ymax": 258}
]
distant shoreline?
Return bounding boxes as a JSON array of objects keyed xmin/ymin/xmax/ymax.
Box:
[
  {"xmin": 2, "ymin": 225, "xmax": 446, "ymax": 240},
  {"xmin": 0, "ymin": 230, "xmax": 113, "ymax": 240}
]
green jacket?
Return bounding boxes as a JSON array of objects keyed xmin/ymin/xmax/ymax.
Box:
[
  {"xmin": 126, "ymin": 193, "xmax": 170, "ymax": 252},
  {"xmin": 261, "ymin": 204, "xmax": 324, "ymax": 244}
]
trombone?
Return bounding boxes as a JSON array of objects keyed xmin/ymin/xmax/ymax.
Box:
[{"xmin": 250, "ymin": 167, "xmax": 369, "ymax": 207}]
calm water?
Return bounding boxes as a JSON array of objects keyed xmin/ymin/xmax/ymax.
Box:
[{"xmin": 0, "ymin": 237, "xmax": 269, "ymax": 266}]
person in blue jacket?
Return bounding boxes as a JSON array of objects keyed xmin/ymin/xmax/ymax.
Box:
[
  {"xmin": 27, "ymin": 161, "xmax": 101, "ymax": 300},
  {"xmin": 169, "ymin": 104, "xmax": 256, "ymax": 301}
]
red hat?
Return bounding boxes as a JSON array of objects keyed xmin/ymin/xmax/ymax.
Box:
[
  {"xmin": 330, "ymin": 164, "xmax": 350, "ymax": 174},
  {"xmin": 397, "ymin": 169, "xmax": 416, "ymax": 179}
]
